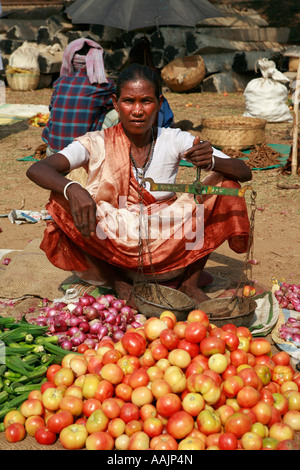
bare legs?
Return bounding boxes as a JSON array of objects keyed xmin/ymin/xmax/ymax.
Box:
[
  {"xmin": 178, "ymin": 254, "xmax": 211, "ymax": 304},
  {"xmin": 76, "ymin": 252, "xmax": 212, "ymax": 306}
]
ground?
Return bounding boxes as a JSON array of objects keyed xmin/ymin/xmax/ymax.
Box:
[
  {"xmin": 0, "ymin": 86, "xmax": 299, "ymax": 294},
  {"xmin": 0, "ymin": 86, "xmax": 300, "ymax": 450}
]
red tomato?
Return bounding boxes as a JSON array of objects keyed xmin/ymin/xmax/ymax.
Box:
[
  {"xmin": 151, "ymin": 342, "xmax": 169, "ymax": 360},
  {"xmin": 47, "ymin": 410, "xmax": 74, "ymax": 434},
  {"xmin": 177, "ymin": 339, "xmax": 199, "ymax": 358},
  {"xmin": 117, "ymin": 355, "xmax": 141, "ymax": 375},
  {"xmin": 46, "ymin": 364, "xmax": 62, "ymax": 383},
  {"xmin": 128, "ymin": 368, "xmax": 149, "ymax": 389},
  {"xmin": 159, "ymin": 328, "xmax": 180, "ymax": 350},
  {"xmin": 101, "ymin": 398, "xmax": 121, "ymax": 419},
  {"xmin": 119, "ymin": 403, "xmax": 140, "ymax": 424},
  {"xmin": 102, "ymin": 349, "xmax": 123, "ymax": 365},
  {"xmin": 184, "ymin": 321, "xmax": 207, "ymax": 344},
  {"xmin": 5, "ymin": 423, "xmax": 26, "ymax": 443},
  {"xmin": 166, "ymin": 411, "xmax": 194, "ymax": 440},
  {"xmin": 156, "ymin": 393, "xmax": 182, "ymax": 418},
  {"xmin": 220, "ymin": 331, "xmax": 240, "ymax": 352},
  {"xmin": 94, "ymin": 379, "xmax": 114, "ymax": 403},
  {"xmin": 82, "ymin": 398, "xmax": 102, "ymax": 418},
  {"xmin": 77, "ymin": 343, "xmax": 89, "ymax": 354},
  {"xmin": 272, "ymin": 365, "xmax": 294, "ymax": 385},
  {"xmin": 150, "ymin": 433, "xmax": 178, "ymax": 450},
  {"xmin": 121, "ymin": 331, "xmax": 146, "ymax": 357},
  {"xmin": 115, "ymin": 383, "xmax": 133, "ymax": 402},
  {"xmin": 35, "ymin": 426, "xmax": 57, "ymax": 445},
  {"xmin": 272, "ymin": 351, "xmax": 290, "ymax": 366},
  {"xmin": 221, "ymin": 323, "xmax": 237, "ymax": 334},
  {"xmin": 218, "ymin": 432, "xmax": 238, "ymax": 450}
]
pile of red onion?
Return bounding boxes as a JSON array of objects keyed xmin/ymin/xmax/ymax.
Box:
[
  {"xmin": 31, "ymin": 293, "xmax": 146, "ymax": 351},
  {"xmin": 274, "ymin": 282, "xmax": 300, "ymax": 312},
  {"xmin": 278, "ymin": 317, "xmax": 300, "ymax": 346}
]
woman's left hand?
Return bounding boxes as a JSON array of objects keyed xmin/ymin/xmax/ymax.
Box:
[{"xmin": 183, "ymin": 135, "xmax": 213, "ymax": 169}]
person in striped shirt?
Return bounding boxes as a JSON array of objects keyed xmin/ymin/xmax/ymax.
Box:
[{"xmin": 42, "ymin": 38, "xmax": 116, "ymax": 155}]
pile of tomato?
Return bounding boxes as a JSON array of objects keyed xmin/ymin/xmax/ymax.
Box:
[{"xmin": 3, "ymin": 309, "xmax": 300, "ymax": 450}]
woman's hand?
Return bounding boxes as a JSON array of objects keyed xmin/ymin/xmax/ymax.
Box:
[
  {"xmin": 183, "ymin": 135, "xmax": 252, "ymax": 182},
  {"xmin": 66, "ymin": 183, "xmax": 97, "ymax": 238},
  {"xmin": 183, "ymin": 136, "xmax": 213, "ymax": 169}
]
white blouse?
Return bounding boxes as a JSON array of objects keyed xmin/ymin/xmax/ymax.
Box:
[{"xmin": 60, "ymin": 127, "xmax": 230, "ymax": 200}]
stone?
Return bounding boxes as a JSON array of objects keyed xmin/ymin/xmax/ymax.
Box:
[
  {"xmin": 36, "ymin": 26, "xmax": 51, "ymax": 45},
  {"xmin": 201, "ymin": 71, "xmax": 251, "ymax": 93},
  {"xmin": 0, "ymin": 38, "xmax": 23, "ymax": 55},
  {"xmin": 186, "ymin": 32, "xmax": 285, "ymax": 56},
  {"xmin": 37, "ymin": 48, "xmax": 63, "ymax": 74},
  {"xmin": 199, "ymin": 5, "xmax": 268, "ymax": 28},
  {"xmin": 104, "ymin": 48, "xmax": 129, "ymax": 71},
  {"xmin": 196, "ymin": 27, "xmax": 290, "ymax": 44}
]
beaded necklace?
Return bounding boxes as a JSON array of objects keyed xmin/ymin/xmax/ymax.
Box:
[{"xmin": 129, "ymin": 127, "xmax": 155, "ymax": 186}]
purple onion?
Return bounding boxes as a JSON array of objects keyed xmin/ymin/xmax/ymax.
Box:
[{"xmin": 61, "ymin": 340, "xmax": 73, "ymax": 351}]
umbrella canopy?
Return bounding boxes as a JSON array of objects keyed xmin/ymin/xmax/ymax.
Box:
[{"xmin": 66, "ymin": 0, "xmax": 222, "ymax": 30}]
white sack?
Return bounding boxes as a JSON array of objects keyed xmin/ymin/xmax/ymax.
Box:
[
  {"xmin": 9, "ymin": 42, "xmax": 40, "ymax": 72},
  {"xmin": 243, "ymin": 58, "xmax": 292, "ymax": 122}
]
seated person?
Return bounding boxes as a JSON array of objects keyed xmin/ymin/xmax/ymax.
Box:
[
  {"xmin": 42, "ymin": 38, "xmax": 116, "ymax": 155},
  {"xmin": 27, "ymin": 64, "xmax": 252, "ymax": 305}
]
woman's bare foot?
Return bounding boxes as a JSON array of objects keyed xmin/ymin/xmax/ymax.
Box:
[
  {"xmin": 179, "ymin": 284, "xmax": 210, "ymax": 304},
  {"xmin": 197, "ymin": 270, "xmax": 213, "ymax": 287}
]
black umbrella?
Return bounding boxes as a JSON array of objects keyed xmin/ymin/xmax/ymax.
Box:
[{"xmin": 66, "ymin": 0, "xmax": 222, "ymax": 30}]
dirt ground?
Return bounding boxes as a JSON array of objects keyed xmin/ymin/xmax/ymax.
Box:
[{"xmin": 0, "ymin": 86, "xmax": 299, "ymax": 295}]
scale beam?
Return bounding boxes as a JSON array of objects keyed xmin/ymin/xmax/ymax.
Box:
[{"xmin": 144, "ymin": 178, "xmax": 253, "ymax": 198}]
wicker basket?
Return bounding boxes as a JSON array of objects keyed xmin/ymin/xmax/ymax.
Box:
[
  {"xmin": 200, "ymin": 116, "xmax": 267, "ymax": 150},
  {"xmin": 6, "ymin": 70, "xmax": 40, "ymax": 91},
  {"xmin": 161, "ymin": 55, "xmax": 205, "ymax": 93},
  {"xmin": 133, "ymin": 283, "xmax": 196, "ymax": 321}
]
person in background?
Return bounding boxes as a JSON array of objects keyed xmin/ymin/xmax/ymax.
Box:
[
  {"xmin": 128, "ymin": 36, "xmax": 174, "ymax": 128},
  {"xmin": 42, "ymin": 38, "xmax": 116, "ymax": 156}
]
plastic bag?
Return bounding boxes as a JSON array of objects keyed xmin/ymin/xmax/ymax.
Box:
[
  {"xmin": 243, "ymin": 58, "xmax": 292, "ymax": 122},
  {"xmin": 8, "ymin": 41, "xmax": 40, "ymax": 72}
]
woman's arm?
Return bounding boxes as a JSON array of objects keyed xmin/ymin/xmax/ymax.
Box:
[
  {"xmin": 26, "ymin": 153, "xmax": 97, "ymax": 238},
  {"xmin": 183, "ymin": 136, "xmax": 252, "ymax": 183}
]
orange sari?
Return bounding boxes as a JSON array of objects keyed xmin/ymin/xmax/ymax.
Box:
[{"xmin": 41, "ymin": 123, "xmax": 250, "ymax": 274}]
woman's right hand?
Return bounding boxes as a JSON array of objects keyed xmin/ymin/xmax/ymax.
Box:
[{"xmin": 66, "ymin": 183, "xmax": 97, "ymax": 238}]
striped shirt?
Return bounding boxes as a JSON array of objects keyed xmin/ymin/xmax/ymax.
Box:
[{"xmin": 42, "ymin": 69, "xmax": 115, "ymax": 152}]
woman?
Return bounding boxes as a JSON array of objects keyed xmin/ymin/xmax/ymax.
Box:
[
  {"xmin": 42, "ymin": 38, "xmax": 116, "ymax": 155},
  {"xmin": 27, "ymin": 64, "xmax": 252, "ymax": 304},
  {"xmin": 128, "ymin": 37, "xmax": 174, "ymax": 128}
]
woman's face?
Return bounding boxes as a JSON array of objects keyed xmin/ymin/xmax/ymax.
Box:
[{"xmin": 113, "ymin": 79, "xmax": 162, "ymax": 136}]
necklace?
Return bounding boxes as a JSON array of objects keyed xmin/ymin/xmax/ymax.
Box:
[{"xmin": 130, "ymin": 127, "xmax": 155, "ymax": 186}]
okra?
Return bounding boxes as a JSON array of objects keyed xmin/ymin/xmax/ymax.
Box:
[
  {"xmin": 4, "ymin": 371, "xmax": 22, "ymax": 380},
  {"xmin": 0, "ymin": 317, "xmax": 15, "ymax": 327},
  {"xmin": 35, "ymin": 335, "xmax": 58, "ymax": 345},
  {"xmin": 0, "ymin": 390, "xmax": 8, "ymax": 404},
  {"xmin": 13, "ymin": 383, "xmax": 43, "ymax": 394},
  {"xmin": 25, "ymin": 333, "xmax": 34, "ymax": 344},
  {"xmin": 0, "ymin": 391, "xmax": 31, "ymax": 415},
  {"xmin": 0, "ymin": 364, "xmax": 7, "ymax": 375},
  {"xmin": 39, "ymin": 338, "xmax": 72, "ymax": 357},
  {"xmin": 4, "ymin": 357, "xmax": 33, "ymax": 377},
  {"xmin": 0, "ymin": 422, "xmax": 5, "ymax": 432}
]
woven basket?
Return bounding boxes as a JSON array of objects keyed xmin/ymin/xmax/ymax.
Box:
[
  {"xmin": 161, "ymin": 55, "xmax": 205, "ymax": 92},
  {"xmin": 200, "ymin": 116, "xmax": 267, "ymax": 150},
  {"xmin": 6, "ymin": 70, "xmax": 40, "ymax": 91}
]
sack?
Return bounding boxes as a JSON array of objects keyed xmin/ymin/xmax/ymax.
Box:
[
  {"xmin": 243, "ymin": 58, "xmax": 292, "ymax": 122},
  {"xmin": 8, "ymin": 41, "xmax": 40, "ymax": 72}
]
